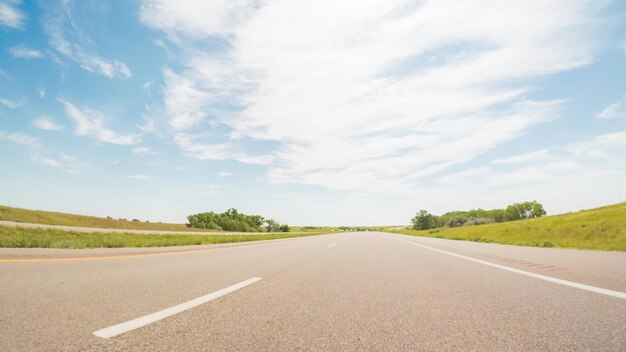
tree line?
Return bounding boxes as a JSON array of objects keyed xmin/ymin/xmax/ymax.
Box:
[
  {"xmin": 187, "ymin": 208, "xmax": 289, "ymax": 232},
  {"xmin": 411, "ymin": 201, "xmax": 546, "ymax": 230}
]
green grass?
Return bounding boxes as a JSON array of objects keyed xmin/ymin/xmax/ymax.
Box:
[
  {"xmin": 0, "ymin": 205, "xmax": 212, "ymax": 232},
  {"xmin": 388, "ymin": 202, "xmax": 626, "ymax": 251},
  {"xmin": 0, "ymin": 226, "xmax": 325, "ymax": 249}
]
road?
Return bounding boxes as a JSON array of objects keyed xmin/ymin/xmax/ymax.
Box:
[{"xmin": 0, "ymin": 232, "xmax": 624, "ymax": 351}]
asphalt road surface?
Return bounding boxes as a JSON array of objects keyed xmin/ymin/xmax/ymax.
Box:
[{"xmin": 1, "ymin": 232, "xmax": 624, "ymax": 351}]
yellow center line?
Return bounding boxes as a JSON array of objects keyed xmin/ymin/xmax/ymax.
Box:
[{"xmin": 0, "ymin": 247, "xmax": 233, "ymax": 263}]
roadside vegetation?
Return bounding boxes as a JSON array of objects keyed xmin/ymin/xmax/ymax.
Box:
[
  {"xmin": 187, "ymin": 208, "xmax": 291, "ymax": 232},
  {"xmin": 410, "ymin": 201, "xmax": 546, "ymax": 230},
  {"xmin": 0, "ymin": 205, "xmax": 208, "ymax": 232},
  {"xmin": 392, "ymin": 202, "xmax": 626, "ymax": 251},
  {"xmin": 0, "ymin": 226, "xmax": 324, "ymax": 249}
]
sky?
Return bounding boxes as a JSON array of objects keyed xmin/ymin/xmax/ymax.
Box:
[{"xmin": 1, "ymin": 0, "xmax": 625, "ymax": 226}]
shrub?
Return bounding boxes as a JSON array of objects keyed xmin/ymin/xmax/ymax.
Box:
[
  {"xmin": 411, "ymin": 210, "xmax": 438, "ymax": 230},
  {"xmin": 463, "ymin": 218, "xmax": 495, "ymax": 226},
  {"xmin": 187, "ymin": 208, "xmax": 279, "ymax": 232},
  {"xmin": 446, "ymin": 217, "xmax": 467, "ymax": 227}
]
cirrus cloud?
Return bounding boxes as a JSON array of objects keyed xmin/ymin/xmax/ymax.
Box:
[
  {"xmin": 0, "ymin": 0, "xmax": 25, "ymax": 29},
  {"xmin": 43, "ymin": 1, "xmax": 132, "ymax": 79},
  {"xmin": 142, "ymin": 0, "xmax": 606, "ymax": 193},
  {"xmin": 8, "ymin": 45, "xmax": 43, "ymax": 59},
  {"xmin": 33, "ymin": 117, "xmax": 64, "ymax": 131},
  {"xmin": 58, "ymin": 98, "xmax": 140, "ymax": 145}
]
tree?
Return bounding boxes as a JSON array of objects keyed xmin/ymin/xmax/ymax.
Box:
[
  {"xmin": 265, "ymin": 219, "xmax": 281, "ymax": 232},
  {"xmin": 505, "ymin": 203, "xmax": 523, "ymax": 221},
  {"xmin": 279, "ymin": 224, "xmax": 290, "ymax": 232},
  {"xmin": 411, "ymin": 210, "xmax": 437, "ymax": 230},
  {"xmin": 489, "ymin": 208, "xmax": 507, "ymax": 223},
  {"xmin": 187, "ymin": 208, "xmax": 266, "ymax": 232},
  {"xmin": 529, "ymin": 201, "xmax": 547, "ymax": 218},
  {"xmin": 505, "ymin": 201, "xmax": 546, "ymax": 220},
  {"xmin": 409, "ymin": 201, "xmax": 546, "ymax": 230}
]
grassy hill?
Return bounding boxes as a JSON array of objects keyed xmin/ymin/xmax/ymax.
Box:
[
  {"xmin": 389, "ymin": 202, "xmax": 626, "ymax": 251},
  {"xmin": 0, "ymin": 226, "xmax": 323, "ymax": 249},
  {"xmin": 0, "ymin": 205, "xmax": 337, "ymax": 234},
  {"xmin": 0, "ymin": 205, "xmax": 207, "ymax": 232}
]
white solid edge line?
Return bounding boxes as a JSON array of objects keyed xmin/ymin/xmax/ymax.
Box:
[
  {"xmin": 93, "ymin": 277, "xmax": 263, "ymax": 339},
  {"xmin": 328, "ymin": 243, "xmax": 337, "ymax": 248},
  {"xmin": 391, "ymin": 236, "xmax": 626, "ymax": 300}
]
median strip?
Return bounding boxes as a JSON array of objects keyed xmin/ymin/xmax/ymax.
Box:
[
  {"xmin": 392, "ymin": 236, "xmax": 626, "ymax": 300},
  {"xmin": 93, "ymin": 277, "xmax": 263, "ymax": 338}
]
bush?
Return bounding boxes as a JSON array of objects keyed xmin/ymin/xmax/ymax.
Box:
[
  {"xmin": 446, "ymin": 217, "xmax": 467, "ymax": 227},
  {"xmin": 187, "ymin": 209, "xmax": 286, "ymax": 233},
  {"xmin": 265, "ymin": 219, "xmax": 281, "ymax": 232},
  {"xmin": 463, "ymin": 218, "xmax": 495, "ymax": 226},
  {"xmin": 506, "ymin": 201, "xmax": 546, "ymax": 220},
  {"xmin": 411, "ymin": 210, "xmax": 438, "ymax": 230},
  {"xmin": 413, "ymin": 201, "xmax": 547, "ymax": 230}
]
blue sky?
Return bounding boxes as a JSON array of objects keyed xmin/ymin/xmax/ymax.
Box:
[{"xmin": 1, "ymin": 0, "xmax": 625, "ymax": 225}]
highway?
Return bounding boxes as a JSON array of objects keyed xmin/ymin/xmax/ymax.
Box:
[{"xmin": 0, "ymin": 232, "xmax": 624, "ymax": 351}]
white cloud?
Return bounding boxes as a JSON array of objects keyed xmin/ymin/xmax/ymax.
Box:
[
  {"xmin": 132, "ymin": 146, "xmax": 159, "ymax": 156},
  {"xmin": 0, "ymin": 68, "xmax": 10, "ymax": 80},
  {"xmin": 162, "ymin": 69, "xmax": 210, "ymax": 130},
  {"xmin": 33, "ymin": 117, "xmax": 64, "ymax": 131},
  {"xmin": 144, "ymin": 0, "xmax": 605, "ymax": 192},
  {"xmin": 218, "ymin": 171, "xmax": 235, "ymax": 177},
  {"xmin": 0, "ymin": 96, "xmax": 25, "ymax": 109},
  {"xmin": 33, "ymin": 156, "xmax": 61, "ymax": 168},
  {"xmin": 436, "ymin": 167, "xmax": 492, "ymax": 186},
  {"xmin": 485, "ymin": 160, "xmax": 581, "ymax": 188},
  {"xmin": 128, "ymin": 174, "xmax": 151, "ymax": 181},
  {"xmin": 174, "ymin": 133, "xmax": 273, "ymax": 164},
  {"xmin": 72, "ymin": 50, "xmax": 132, "ymax": 79},
  {"xmin": 38, "ymin": 87, "xmax": 46, "ymax": 98},
  {"xmin": 133, "ymin": 147, "xmax": 151, "ymax": 155},
  {"xmin": 140, "ymin": 0, "xmax": 255, "ymax": 40},
  {"xmin": 596, "ymin": 96, "xmax": 625, "ymax": 119},
  {"xmin": 492, "ymin": 149, "xmax": 551, "ymax": 165},
  {"xmin": 1, "ymin": 131, "xmax": 39, "ymax": 146},
  {"xmin": 43, "ymin": 153, "xmax": 89, "ymax": 173},
  {"xmin": 439, "ymin": 132, "xmax": 626, "ymax": 192},
  {"xmin": 0, "ymin": 1, "xmax": 24, "ymax": 29},
  {"xmin": 8, "ymin": 45, "xmax": 43, "ymax": 59},
  {"xmin": 568, "ymin": 131, "xmax": 626, "ymax": 160},
  {"xmin": 44, "ymin": 3, "xmax": 131, "ymax": 79},
  {"xmin": 0, "ymin": 130, "xmax": 87, "ymax": 172},
  {"xmin": 58, "ymin": 98, "xmax": 139, "ymax": 145}
]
